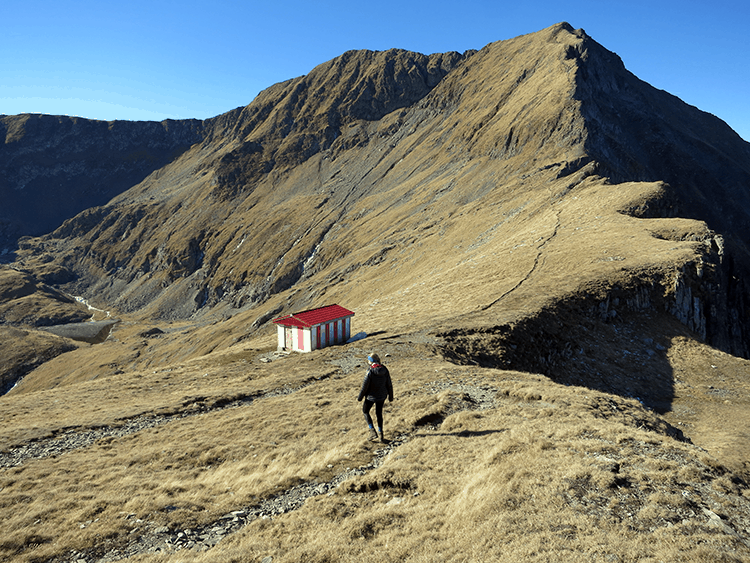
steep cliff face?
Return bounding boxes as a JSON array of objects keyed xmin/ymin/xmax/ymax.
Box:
[
  {"xmin": 569, "ymin": 32, "xmax": 750, "ymax": 245},
  {"xmin": 439, "ymin": 222, "xmax": 747, "ymax": 408},
  {"xmin": 0, "ymin": 114, "xmax": 207, "ymax": 253}
]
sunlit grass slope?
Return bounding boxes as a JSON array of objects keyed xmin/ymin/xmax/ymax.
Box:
[{"xmin": 2, "ymin": 334, "xmax": 749, "ymax": 562}]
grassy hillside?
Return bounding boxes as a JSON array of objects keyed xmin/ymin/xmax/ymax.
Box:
[
  {"xmin": 2, "ymin": 328, "xmax": 750, "ymax": 562},
  {"xmin": 2, "ymin": 22, "xmax": 750, "ymax": 562}
]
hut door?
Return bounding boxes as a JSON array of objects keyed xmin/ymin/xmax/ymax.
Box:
[{"xmin": 285, "ymin": 327, "xmax": 293, "ymax": 350}]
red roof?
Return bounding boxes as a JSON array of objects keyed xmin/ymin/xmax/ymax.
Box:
[{"xmin": 272, "ymin": 304, "xmax": 355, "ymax": 328}]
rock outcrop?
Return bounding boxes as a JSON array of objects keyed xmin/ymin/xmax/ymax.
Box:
[{"xmin": 0, "ymin": 115, "xmax": 207, "ymax": 253}]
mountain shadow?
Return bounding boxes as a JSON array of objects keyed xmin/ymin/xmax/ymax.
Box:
[
  {"xmin": 438, "ymin": 299, "xmax": 693, "ymax": 415},
  {"xmin": 0, "ymin": 114, "xmax": 208, "ymax": 255}
]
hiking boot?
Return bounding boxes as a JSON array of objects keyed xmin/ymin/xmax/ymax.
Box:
[
  {"xmin": 368, "ymin": 429, "xmax": 378, "ymax": 441},
  {"xmin": 379, "ymin": 431, "xmax": 386, "ymax": 443}
]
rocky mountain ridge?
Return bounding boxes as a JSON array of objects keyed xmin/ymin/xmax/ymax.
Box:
[
  {"xmin": 3, "ymin": 23, "xmax": 750, "ymax": 563},
  {"xmin": 9, "ymin": 24, "xmax": 749, "ymax": 354}
]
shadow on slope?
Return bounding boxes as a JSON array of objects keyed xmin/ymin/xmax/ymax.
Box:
[
  {"xmin": 0, "ymin": 114, "xmax": 206, "ymax": 253},
  {"xmin": 438, "ymin": 300, "xmax": 696, "ymax": 417}
]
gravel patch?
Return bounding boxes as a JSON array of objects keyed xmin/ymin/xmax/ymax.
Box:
[
  {"xmin": 59, "ymin": 434, "xmax": 411, "ymax": 563},
  {"xmin": 0, "ymin": 375, "xmax": 330, "ymax": 469}
]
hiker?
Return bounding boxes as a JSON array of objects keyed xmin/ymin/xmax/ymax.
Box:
[{"xmin": 357, "ymin": 353, "xmax": 394, "ymax": 442}]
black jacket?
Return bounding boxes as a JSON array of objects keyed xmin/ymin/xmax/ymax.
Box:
[{"xmin": 357, "ymin": 364, "xmax": 393, "ymax": 402}]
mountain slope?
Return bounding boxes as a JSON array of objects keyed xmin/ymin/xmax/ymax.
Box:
[
  {"xmin": 13, "ymin": 24, "xmax": 750, "ymax": 353},
  {"xmin": 2, "ymin": 22, "xmax": 750, "ymax": 563},
  {"xmin": 6, "ymin": 21, "xmax": 749, "ymax": 463},
  {"xmin": 2, "ymin": 333, "xmax": 750, "ymax": 563}
]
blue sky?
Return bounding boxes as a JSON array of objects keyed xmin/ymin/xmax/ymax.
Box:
[{"xmin": 2, "ymin": 0, "xmax": 748, "ymax": 141}]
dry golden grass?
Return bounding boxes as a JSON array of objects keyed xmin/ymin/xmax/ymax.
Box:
[
  {"xmin": 662, "ymin": 337, "xmax": 750, "ymax": 479},
  {"xmin": 0, "ymin": 342, "xmax": 306, "ymax": 450},
  {"xmin": 2, "ymin": 336, "xmax": 750, "ymax": 563},
  {"xmin": 2, "ymin": 168, "xmax": 747, "ymax": 561},
  {"xmin": 127, "ymin": 373, "xmax": 749, "ymax": 563},
  {"xmin": 2, "ymin": 25, "xmax": 749, "ymax": 563}
]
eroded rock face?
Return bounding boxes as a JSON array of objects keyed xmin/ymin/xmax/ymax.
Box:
[{"xmin": 0, "ymin": 115, "xmax": 206, "ymax": 252}]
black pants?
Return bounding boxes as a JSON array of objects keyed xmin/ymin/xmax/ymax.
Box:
[{"xmin": 363, "ymin": 399, "xmax": 385, "ymax": 429}]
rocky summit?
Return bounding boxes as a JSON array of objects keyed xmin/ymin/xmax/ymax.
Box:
[{"xmin": 2, "ymin": 23, "xmax": 750, "ymax": 563}]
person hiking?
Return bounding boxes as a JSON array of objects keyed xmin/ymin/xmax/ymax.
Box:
[{"xmin": 357, "ymin": 353, "xmax": 394, "ymax": 442}]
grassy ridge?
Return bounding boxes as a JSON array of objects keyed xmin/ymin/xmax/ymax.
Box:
[
  {"xmin": 2, "ymin": 337, "xmax": 749, "ymax": 562},
  {"xmin": 2, "ymin": 23, "xmax": 750, "ymax": 563}
]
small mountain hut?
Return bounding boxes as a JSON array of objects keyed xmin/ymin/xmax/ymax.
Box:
[{"xmin": 272, "ymin": 304, "xmax": 355, "ymax": 353}]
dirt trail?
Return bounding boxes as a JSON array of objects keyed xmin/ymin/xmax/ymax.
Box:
[{"xmin": 481, "ymin": 211, "xmax": 561, "ymax": 311}]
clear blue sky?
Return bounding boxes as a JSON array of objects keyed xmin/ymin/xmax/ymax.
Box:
[{"xmin": 2, "ymin": 0, "xmax": 748, "ymax": 141}]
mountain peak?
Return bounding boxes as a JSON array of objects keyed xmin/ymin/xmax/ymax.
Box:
[
  {"xmin": 3, "ymin": 28, "xmax": 750, "ymax": 560},
  {"xmin": 4, "ymin": 24, "xmax": 750, "ymax": 354}
]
